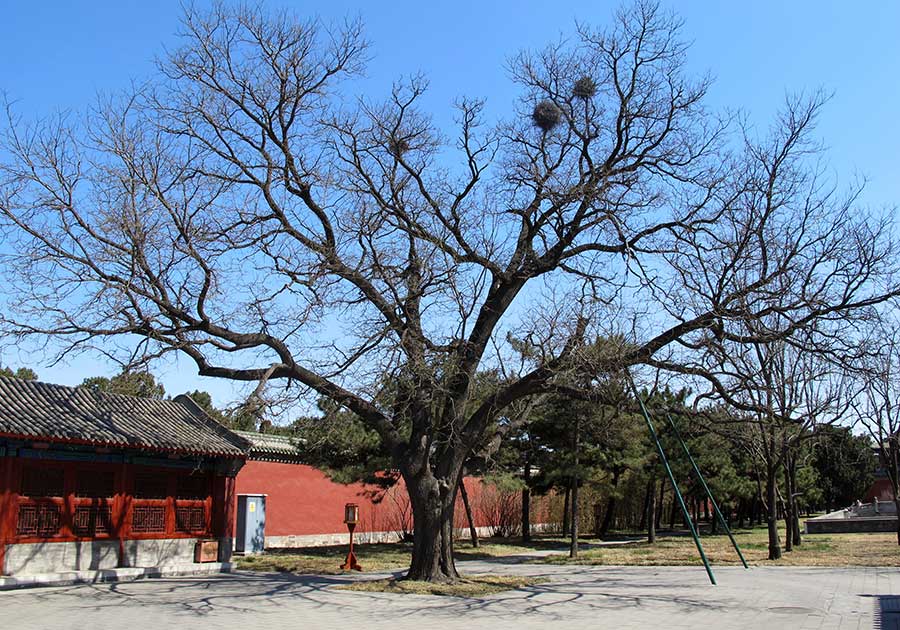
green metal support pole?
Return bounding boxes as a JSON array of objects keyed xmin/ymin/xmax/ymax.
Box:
[
  {"xmin": 629, "ymin": 378, "xmax": 717, "ymax": 586},
  {"xmin": 665, "ymin": 413, "xmax": 749, "ymax": 569}
]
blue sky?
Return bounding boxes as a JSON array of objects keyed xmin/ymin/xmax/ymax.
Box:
[{"xmin": 1, "ymin": 1, "xmax": 897, "ymax": 407}]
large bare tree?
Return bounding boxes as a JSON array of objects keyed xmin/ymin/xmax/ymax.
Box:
[{"xmin": 1, "ymin": 2, "xmax": 895, "ymax": 581}]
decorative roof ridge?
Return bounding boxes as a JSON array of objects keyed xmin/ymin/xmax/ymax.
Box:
[
  {"xmin": 234, "ymin": 429, "xmax": 305, "ymax": 443},
  {"xmin": 234, "ymin": 430, "xmax": 307, "ymax": 460}
]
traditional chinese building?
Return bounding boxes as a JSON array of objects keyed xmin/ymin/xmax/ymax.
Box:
[{"xmin": 0, "ymin": 377, "xmax": 247, "ymax": 577}]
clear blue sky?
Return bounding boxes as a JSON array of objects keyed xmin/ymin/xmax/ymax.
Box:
[{"xmin": 1, "ymin": 1, "xmax": 897, "ymax": 407}]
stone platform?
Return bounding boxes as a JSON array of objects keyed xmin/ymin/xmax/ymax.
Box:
[{"xmin": 805, "ymin": 502, "xmax": 898, "ymax": 534}]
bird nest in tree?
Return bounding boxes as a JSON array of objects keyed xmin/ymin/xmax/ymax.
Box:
[
  {"xmin": 573, "ymin": 76, "xmax": 597, "ymax": 99},
  {"xmin": 388, "ymin": 136, "xmax": 410, "ymax": 157},
  {"xmin": 532, "ymin": 100, "xmax": 562, "ymax": 131}
]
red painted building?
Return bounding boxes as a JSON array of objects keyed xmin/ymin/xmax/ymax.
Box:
[{"xmin": 0, "ymin": 378, "xmax": 247, "ymax": 576}]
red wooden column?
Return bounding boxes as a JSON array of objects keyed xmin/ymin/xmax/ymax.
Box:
[
  {"xmin": 0, "ymin": 456, "xmax": 20, "ymax": 575},
  {"xmin": 114, "ymin": 461, "xmax": 131, "ymax": 567},
  {"xmin": 61, "ymin": 461, "xmax": 75, "ymax": 539},
  {"xmin": 222, "ymin": 475, "xmax": 236, "ymax": 539},
  {"xmin": 212, "ymin": 468, "xmax": 238, "ymax": 561},
  {"xmin": 164, "ymin": 470, "xmax": 176, "ymax": 537}
]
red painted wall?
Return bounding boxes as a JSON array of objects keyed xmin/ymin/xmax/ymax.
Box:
[
  {"xmin": 864, "ymin": 479, "xmax": 894, "ymax": 503},
  {"xmin": 234, "ymin": 460, "xmax": 553, "ymax": 539}
]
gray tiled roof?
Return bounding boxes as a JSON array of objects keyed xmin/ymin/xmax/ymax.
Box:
[
  {"xmin": 234, "ymin": 430, "xmax": 305, "ymax": 461},
  {"xmin": 0, "ymin": 376, "xmax": 248, "ymax": 457}
]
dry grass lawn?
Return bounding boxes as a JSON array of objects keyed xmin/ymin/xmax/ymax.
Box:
[
  {"xmin": 234, "ymin": 538, "xmax": 563, "ymax": 575},
  {"xmin": 235, "ymin": 523, "xmax": 900, "ymax": 577},
  {"xmin": 236, "ymin": 542, "xmax": 413, "ymax": 575},
  {"xmin": 544, "ymin": 526, "xmax": 900, "ymax": 568},
  {"xmin": 335, "ymin": 574, "xmax": 547, "ymax": 597}
]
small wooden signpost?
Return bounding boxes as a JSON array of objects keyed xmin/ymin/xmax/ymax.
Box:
[{"xmin": 340, "ymin": 503, "xmax": 362, "ymax": 571}]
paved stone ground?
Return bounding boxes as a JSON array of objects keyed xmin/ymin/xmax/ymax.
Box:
[{"xmin": 2, "ymin": 560, "xmax": 898, "ymax": 629}]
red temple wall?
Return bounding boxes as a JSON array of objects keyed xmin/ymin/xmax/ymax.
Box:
[{"xmin": 234, "ymin": 460, "xmax": 554, "ymax": 540}]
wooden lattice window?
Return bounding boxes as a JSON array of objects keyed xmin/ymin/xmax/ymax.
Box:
[
  {"xmin": 20, "ymin": 467, "xmax": 65, "ymax": 498},
  {"xmin": 131, "ymin": 505, "xmax": 166, "ymax": 533},
  {"xmin": 133, "ymin": 472, "xmax": 169, "ymax": 500},
  {"xmin": 16, "ymin": 502, "xmax": 62, "ymax": 537},
  {"xmin": 175, "ymin": 506, "xmax": 207, "ymax": 533},
  {"xmin": 72, "ymin": 505, "xmax": 113, "ymax": 537},
  {"xmin": 75, "ymin": 471, "xmax": 115, "ymax": 498},
  {"xmin": 176, "ymin": 475, "xmax": 209, "ymax": 500}
]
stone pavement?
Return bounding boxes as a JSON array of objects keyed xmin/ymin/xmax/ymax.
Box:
[{"xmin": 1, "ymin": 560, "xmax": 897, "ymax": 630}]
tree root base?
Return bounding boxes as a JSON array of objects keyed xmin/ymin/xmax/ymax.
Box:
[{"xmin": 335, "ymin": 574, "xmax": 547, "ymax": 597}]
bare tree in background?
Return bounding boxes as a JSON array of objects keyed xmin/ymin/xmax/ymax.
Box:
[
  {"xmin": 703, "ymin": 329, "xmax": 855, "ymax": 559},
  {"xmin": 1, "ymin": 1, "xmax": 896, "ymax": 581},
  {"xmin": 854, "ymin": 322, "xmax": 900, "ymax": 545},
  {"xmin": 642, "ymin": 91, "xmax": 895, "ymax": 560}
]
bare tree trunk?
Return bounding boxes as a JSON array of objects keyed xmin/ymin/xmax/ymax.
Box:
[
  {"xmin": 789, "ymin": 457, "xmax": 802, "ymax": 546},
  {"xmin": 783, "ymin": 456, "xmax": 794, "ymax": 553},
  {"xmin": 895, "ymin": 496, "xmax": 900, "ymax": 546},
  {"xmin": 404, "ymin": 464, "xmax": 462, "ymax": 583},
  {"xmin": 891, "ymin": 467, "xmax": 900, "ymax": 545},
  {"xmin": 639, "ymin": 477, "xmax": 652, "ymax": 532},
  {"xmin": 570, "ymin": 416, "xmax": 580, "ymax": 559},
  {"xmin": 562, "ymin": 484, "xmax": 571, "ymax": 537},
  {"xmin": 458, "ymin": 475, "xmax": 479, "ymax": 549},
  {"xmin": 570, "ymin": 476, "xmax": 579, "ymax": 558},
  {"xmin": 599, "ymin": 469, "xmax": 621, "ymax": 537},
  {"xmin": 600, "ymin": 496, "xmax": 616, "ymax": 536},
  {"xmin": 521, "ymin": 462, "xmax": 531, "ymax": 544},
  {"xmin": 783, "ymin": 499, "xmax": 794, "ymax": 552},
  {"xmin": 765, "ymin": 467, "xmax": 782, "ymax": 560},
  {"xmin": 656, "ymin": 480, "xmax": 665, "ymax": 530},
  {"xmin": 891, "ymin": 443, "xmax": 900, "ymax": 546},
  {"xmin": 755, "ymin": 475, "xmax": 765, "ymax": 526},
  {"xmin": 647, "ymin": 477, "xmax": 657, "ymax": 543}
]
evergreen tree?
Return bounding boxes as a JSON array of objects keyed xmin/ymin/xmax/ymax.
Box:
[
  {"xmin": 0, "ymin": 365, "xmax": 37, "ymax": 380},
  {"xmin": 812, "ymin": 426, "xmax": 875, "ymax": 512},
  {"xmin": 82, "ymin": 371, "xmax": 165, "ymax": 399}
]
